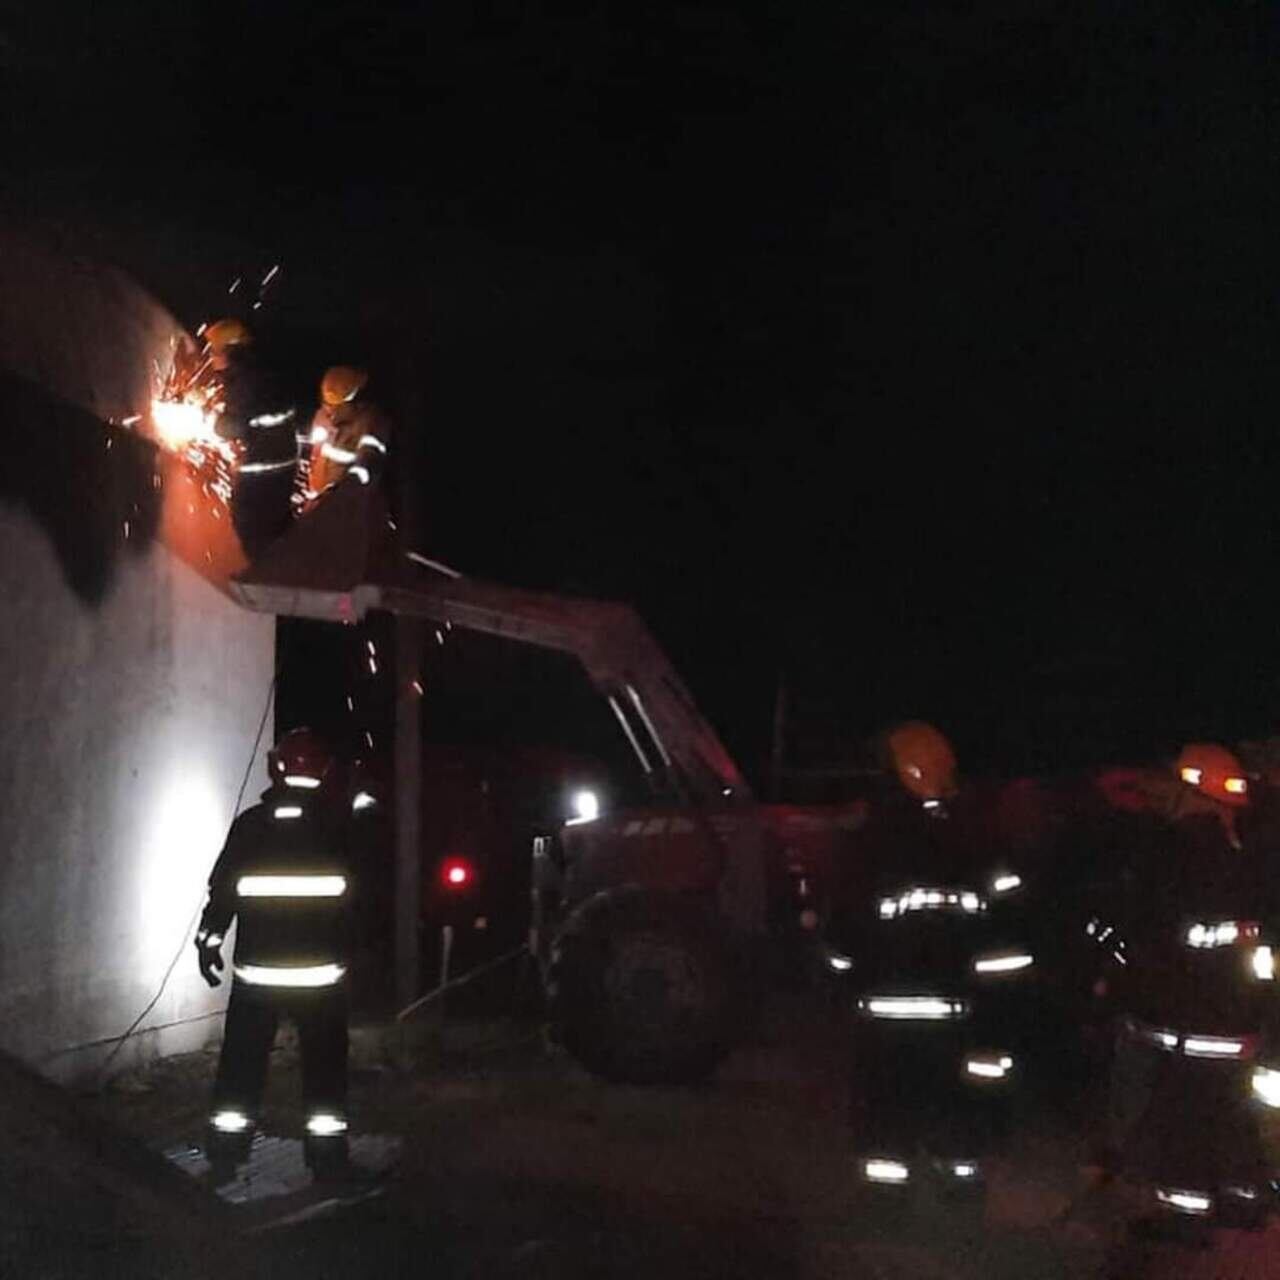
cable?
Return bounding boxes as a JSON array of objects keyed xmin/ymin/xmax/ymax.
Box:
[
  {"xmin": 96, "ymin": 668, "xmax": 278, "ymax": 1085},
  {"xmin": 394, "ymin": 944, "xmax": 529, "ymax": 1022}
]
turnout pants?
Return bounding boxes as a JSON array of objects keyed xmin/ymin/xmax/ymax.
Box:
[
  {"xmin": 852, "ymin": 1023, "xmax": 1010, "ymax": 1164},
  {"xmin": 212, "ymin": 978, "xmax": 348, "ymax": 1130},
  {"xmin": 1109, "ymin": 1021, "xmax": 1267, "ymax": 1191}
]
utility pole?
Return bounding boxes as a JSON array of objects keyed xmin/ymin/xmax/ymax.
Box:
[
  {"xmin": 394, "ymin": 615, "xmax": 423, "ymax": 1010},
  {"xmin": 390, "ymin": 321, "xmax": 424, "ymax": 1011}
]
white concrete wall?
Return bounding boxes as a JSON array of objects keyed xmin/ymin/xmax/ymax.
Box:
[{"xmin": 0, "ymin": 225, "xmax": 273, "ymax": 1083}]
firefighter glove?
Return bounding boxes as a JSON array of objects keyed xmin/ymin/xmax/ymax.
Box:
[{"xmin": 196, "ymin": 934, "xmax": 225, "ymax": 988}]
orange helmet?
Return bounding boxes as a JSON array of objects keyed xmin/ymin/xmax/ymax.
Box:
[
  {"xmin": 1175, "ymin": 743, "xmax": 1249, "ymax": 808},
  {"xmin": 885, "ymin": 721, "xmax": 958, "ymax": 803},
  {"xmin": 203, "ymin": 318, "xmax": 252, "ymax": 352},
  {"xmin": 268, "ymin": 728, "xmax": 336, "ymax": 790},
  {"xmin": 320, "ymin": 365, "xmax": 368, "ymax": 407}
]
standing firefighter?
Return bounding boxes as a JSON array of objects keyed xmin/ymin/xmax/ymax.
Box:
[
  {"xmin": 296, "ymin": 365, "xmax": 390, "ymax": 512},
  {"xmin": 827, "ymin": 722, "xmax": 1036, "ymax": 1203},
  {"xmin": 195, "ymin": 729, "xmax": 354, "ymax": 1179},
  {"xmin": 1094, "ymin": 743, "xmax": 1278, "ymax": 1227}
]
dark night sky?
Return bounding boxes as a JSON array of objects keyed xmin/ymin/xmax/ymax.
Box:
[{"xmin": 4, "ymin": 3, "xmax": 1277, "ymax": 779}]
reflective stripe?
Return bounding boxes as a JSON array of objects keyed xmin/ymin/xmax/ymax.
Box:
[
  {"xmin": 1156, "ymin": 1187, "xmax": 1211, "ymax": 1215},
  {"xmin": 273, "ymin": 805, "xmax": 303, "ymax": 820},
  {"xmin": 205, "ymin": 933, "xmax": 224, "ymax": 948},
  {"xmin": 357, "ymin": 434, "xmax": 387, "ymax": 454},
  {"xmin": 972, "ymin": 952, "xmax": 1034, "ymax": 974},
  {"xmin": 349, "ymin": 464, "xmax": 371, "ymax": 485},
  {"xmin": 321, "ymin": 443, "xmax": 358, "ymax": 464},
  {"xmin": 234, "ymin": 963, "xmax": 345, "ymax": 988},
  {"xmin": 1183, "ymin": 1035, "xmax": 1244, "ymax": 1058},
  {"xmin": 249, "ymin": 410, "xmax": 295, "ymax": 427},
  {"xmin": 240, "ymin": 458, "xmax": 296, "ymax": 476},
  {"xmin": 965, "ymin": 1053, "xmax": 1014, "ymax": 1080},
  {"xmin": 860, "ymin": 996, "xmax": 967, "ymax": 1020},
  {"xmin": 211, "ymin": 1109, "xmax": 251, "ymax": 1133},
  {"xmin": 306, "ymin": 1113, "xmax": 348, "ymax": 1136},
  {"xmin": 1253, "ymin": 1066, "xmax": 1280, "ymax": 1107},
  {"xmin": 863, "ymin": 1158, "xmax": 909, "ymax": 1184},
  {"xmin": 879, "ymin": 887, "xmax": 985, "ymax": 919},
  {"xmin": 284, "ymin": 775, "xmax": 321, "ymax": 789},
  {"xmin": 351, "ymin": 790, "xmax": 376, "ymax": 812},
  {"xmin": 236, "ymin": 875, "xmax": 347, "ymax": 898},
  {"xmin": 309, "ymin": 425, "xmax": 329, "ymax": 445}
]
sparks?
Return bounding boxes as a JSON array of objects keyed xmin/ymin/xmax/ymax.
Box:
[{"xmin": 151, "ymin": 394, "xmax": 223, "ymax": 452}]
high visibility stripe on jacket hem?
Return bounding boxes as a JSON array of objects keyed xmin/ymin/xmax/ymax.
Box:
[{"xmin": 234, "ymin": 962, "xmax": 346, "ymax": 988}]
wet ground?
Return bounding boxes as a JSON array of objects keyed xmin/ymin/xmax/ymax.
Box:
[{"xmin": 27, "ymin": 991, "xmax": 1280, "ymax": 1279}]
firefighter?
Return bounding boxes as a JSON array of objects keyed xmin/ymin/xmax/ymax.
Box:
[
  {"xmin": 296, "ymin": 366, "xmax": 390, "ymax": 512},
  {"xmin": 196, "ymin": 728, "xmax": 354, "ymax": 1179},
  {"xmin": 200, "ymin": 318, "xmax": 298, "ymax": 559},
  {"xmin": 828, "ymin": 723, "xmax": 1034, "ymax": 1200},
  {"xmin": 1098, "ymin": 742, "xmax": 1276, "ymax": 1225}
]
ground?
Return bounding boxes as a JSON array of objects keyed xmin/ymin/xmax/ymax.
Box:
[{"xmin": 30, "ymin": 990, "xmax": 1280, "ymax": 1279}]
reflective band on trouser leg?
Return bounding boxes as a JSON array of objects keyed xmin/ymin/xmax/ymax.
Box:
[
  {"xmin": 357, "ymin": 434, "xmax": 387, "ymax": 454},
  {"xmin": 320, "ymin": 443, "xmax": 358, "ymax": 464},
  {"xmin": 210, "ymin": 1108, "xmax": 251, "ymax": 1133},
  {"xmin": 306, "ymin": 1113, "xmax": 348, "ymax": 1137},
  {"xmin": 234, "ymin": 963, "xmax": 346, "ymax": 988},
  {"xmin": 236, "ymin": 875, "xmax": 347, "ymax": 897}
]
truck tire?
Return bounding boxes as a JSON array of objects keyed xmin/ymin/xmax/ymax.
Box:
[{"xmin": 548, "ymin": 888, "xmax": 739, "ymax": 1085}]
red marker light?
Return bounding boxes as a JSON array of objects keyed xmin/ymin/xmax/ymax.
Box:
[{"xmin": 440, "ymin": 858, "xmax": 473, "ymax": 890}]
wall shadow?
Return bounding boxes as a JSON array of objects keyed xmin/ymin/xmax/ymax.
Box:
[{"xmin": 0, "ymin": 370, "xmax": 161, "ymax": 606}]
